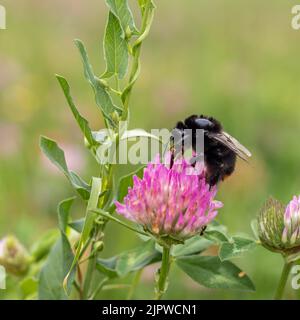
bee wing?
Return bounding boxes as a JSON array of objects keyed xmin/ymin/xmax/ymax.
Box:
[{"xmin": 207, "ymin": 131, "xmax": 252, "ymax": 162}]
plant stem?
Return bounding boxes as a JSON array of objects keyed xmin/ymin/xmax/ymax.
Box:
[
  {"xmin": 82, "ymin": 242, "xmax": 97, "ymax": 299},
  {"xmin": 127, "ymin": 269, "xmax": 143, "ymax": 300},
  {"xmin": 155, "ymin": 246, "xmax": 172, "ymax": 300},
  {"xmin": 82, "ymin": 225, "xmax": 105, "ymax": 299},
  {"xmin": 122, "ymin": 0, "xmax": 154, "ymax": 119},
  {"xmin": 274, "ymin": 260, "xmax": 293, "ymax": 300},
  {"xmin": 89, "ymin": 277, "xmax": 108, "ymax": 300}
]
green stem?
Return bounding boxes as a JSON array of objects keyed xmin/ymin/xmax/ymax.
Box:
[
  {"xmin": 82, "ymin": 240, "xmax": 98, "ymax": 299},
  {"xmin": 274, "ymin": 260, "xmax": 293, "ymax": 300},
  {"xmin": 155, "ymin": 246, "xmax": 172, "ymax": 300},
  {"xmin": 127, "ymin": 269, "xmax": 143, "ymax": 300},
  {"xmin": 82, "ymin": 223, "xmax": 105, "ymax": 299},
  {"xmin": 122, "ymin": 0, "xmax": 154, "ymax": 120},
  {"xmin": 89, "ymin": 277, "xmax": 108, "ymax": 300}
]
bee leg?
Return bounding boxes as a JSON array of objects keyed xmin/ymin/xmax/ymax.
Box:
[
  {"xmin": 207, "ymin": 172, "xmax": 221, "ymax": 187},
  {"xmin": 200, "ymin": 225, "xmax": 207, "ymax": 236},
  {"xmin": 189, "ymin": 154, "xmax": 203, "ymax": 167}
]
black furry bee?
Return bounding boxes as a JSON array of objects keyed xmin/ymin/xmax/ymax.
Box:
[{"xmin": 171, "ymin": 115, "xmax": 251, "ymax": 186}]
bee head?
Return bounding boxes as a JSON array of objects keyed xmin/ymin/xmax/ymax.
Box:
[{"xmin": 184, "ymin": 115, "xmax": 222, "ymax": 133}]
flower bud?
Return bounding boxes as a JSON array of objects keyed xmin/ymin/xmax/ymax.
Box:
[
  {"xmin": 257, "ymin": 197, "xmax": 300, "ymax": 258},
  {"xmin": 282, "ymin": 196, "xmax": 300, "ymax": 247},
  {"xmin": 0, "ymin": 235, "xmax": 30, "ymax": 276}
]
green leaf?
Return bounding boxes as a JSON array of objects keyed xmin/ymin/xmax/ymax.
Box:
[
  {"xmin": 219, "ymin": 236, "xmax": 257, "ymax": 261},
  {"xmin": 38, "ymin": 198, "xmax": 76, "ymax": 299},
  {"xmin": 40, "ymin": 136, "xmax": 90, "ymax": 200},
  {"xmin": 39, "ymin": 241, "xmax": 70, "ymax": 300},
  {"xmin": 56, "ymin": 75, "xmax": 96, "ymax": 147},
  {"xmin": 138, "ymin": 0, "xmax": 147, "ymax": 11},
  {"xmin": 176, "ymin": 255, "xmax": 255, "ymax": 291},
  {"xmin": 204, "ymin": 223, "xmax": 231, "ymax": 243},
  {"xmin": 30, "ymin": 229, "xmax": 59, "ymax": 262},
  {"xmin": 74, "ymin": 39, "xmax": 122, "ymax": 126},
  {"xmin": 102, "ymin": 12, "xmax": 129, "ymax": 79},
  {"xmin": 20, "ymin": 277, "xmax": 38, "ymax": 300},
  {"xmin": 96, "ymin": 241, "xmax": 161, "ymax": 278},
  {"xmin": 138, "ymin": 0, "xmax": 155, "ymax": 15},
  {"xmin": 105, "ymin": 0, "xmax": 138, "ymax": 34},
  {"xmin": 68, "ymin": 218, "xmax": 85, "ymax": 233},
  {"xmin": 117, "ymin": 166, "xmax": 144, "ymax": 202},
  {"xmin": 66, "ymin": 178, "xmax": 102, "ymax": 286},
  {"xmin": 96, "ymin": 257, "xmax": 119, "ymax": 279},
  {"xmin": 82, "ymin": 178, "xmax": 102, "ymax": 245},
  {"xmin": 116, "ymin": 241, "xmax": 161, "ymax": 276},
  {"xmin": 173, "ymin": 236, "xmax": 213, "ymax": 257}
]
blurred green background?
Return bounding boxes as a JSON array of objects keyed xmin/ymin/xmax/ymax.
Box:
[{"xmin": 1, "ymin": 0, "xmax": 300, "ymax": 299}]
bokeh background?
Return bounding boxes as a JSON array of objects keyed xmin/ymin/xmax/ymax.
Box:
[{"xmin": 1, "ymin": 0, "xmax": 300, "ymax": 299}]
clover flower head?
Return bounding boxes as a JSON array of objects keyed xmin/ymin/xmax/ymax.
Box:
[{"xmin": 115, "ymin": 154, "xmax": 223, "ymax": 241}]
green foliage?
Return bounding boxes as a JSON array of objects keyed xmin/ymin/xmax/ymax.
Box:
[
  {"xmin": 68, "ymin": 219, "xmax": 85, "ymax": 233},
  {"xmin": 34, "ymin": 0, "xmax": 259, "ymax": 300},
  {"xmin": 102, "ymin": 12, "xmax": 129, "ymax": 79},
  {"xmin": 38, "ymin": 198, "xmax": 76, "ymax": 299},
  {"xmin": 203, "ymin": 221, "xmax": 257, "ymax": 262},
  {"xmin": 56, "ymin": 75, "xmax": 97, "ymax": 148},
  {"xmin": 66, "ymin": 177, "xmax": 102, "ymax": 287},
  {"xmin": 97, "ymin": 241, "xmax": 161, "ymax": 278},
  {"xmin": 20, "ymin": 277, "xmax": 38, "ymax": 300},
  {"xmin": 105, "ymin": 0, "xmax": 138, "ymax": 35},
  {"xmin": 39, "ymin": 136, "xmax": 91, "ymax": 199},
  {"xmin": 219, "ymin": 237, "xmax": 257, "ymax": 261},
  {"xmin": 172, "ymin": 236, "xmax": 213, "ymax": 257},
  {"xmin": 204, "ymin": 223, "xmax": 231, "ymax": 243},
  {"xmin": 176, "ymin": 255, "xmax": 255, "ymax": 291},
  {"xmin": 75, "ymin": 39, "xmax": 121, "ymax": 128},
  {"xmin": 117, "ymin": 166, "xmax": 144, "ymax": 202},
  {"xmin": 30, "ymin": 230, "xmax": 59, "ymax": 262}
]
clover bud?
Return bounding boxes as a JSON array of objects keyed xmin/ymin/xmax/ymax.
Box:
[
  {"xmin": 0, "ymin": 235, "xmax": 30, "ymax": 276},
  {"xmin": 257, "ymin": 197, "xmax": 300, "ymax": 258}
]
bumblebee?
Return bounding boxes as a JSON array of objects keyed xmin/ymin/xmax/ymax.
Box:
[{"xmin": 171, "ymin": 115, "xmax": 252, "ymax": 186}]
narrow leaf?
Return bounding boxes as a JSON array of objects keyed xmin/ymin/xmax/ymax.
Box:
[
  {"xmin": 56, "ymin": 75, "xmax": 96, "ymax": 147},
  {"xmin": 40, "ymin": 136, "xmax": 90, "ymax": 199},
  {"xmin": 74, "ymin": 39, "xmax": 122, "ymax": 126},
  {"xmin": 82, "ymin": 178, "xmax": 102, "ymax": 245},
  {"xmin": 65, "ymin": 178, "xmax": 102, "ymax": 287},
  {"xmin": 58, "ymin": 197, "xmax": 77, "ymax": 294}
]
